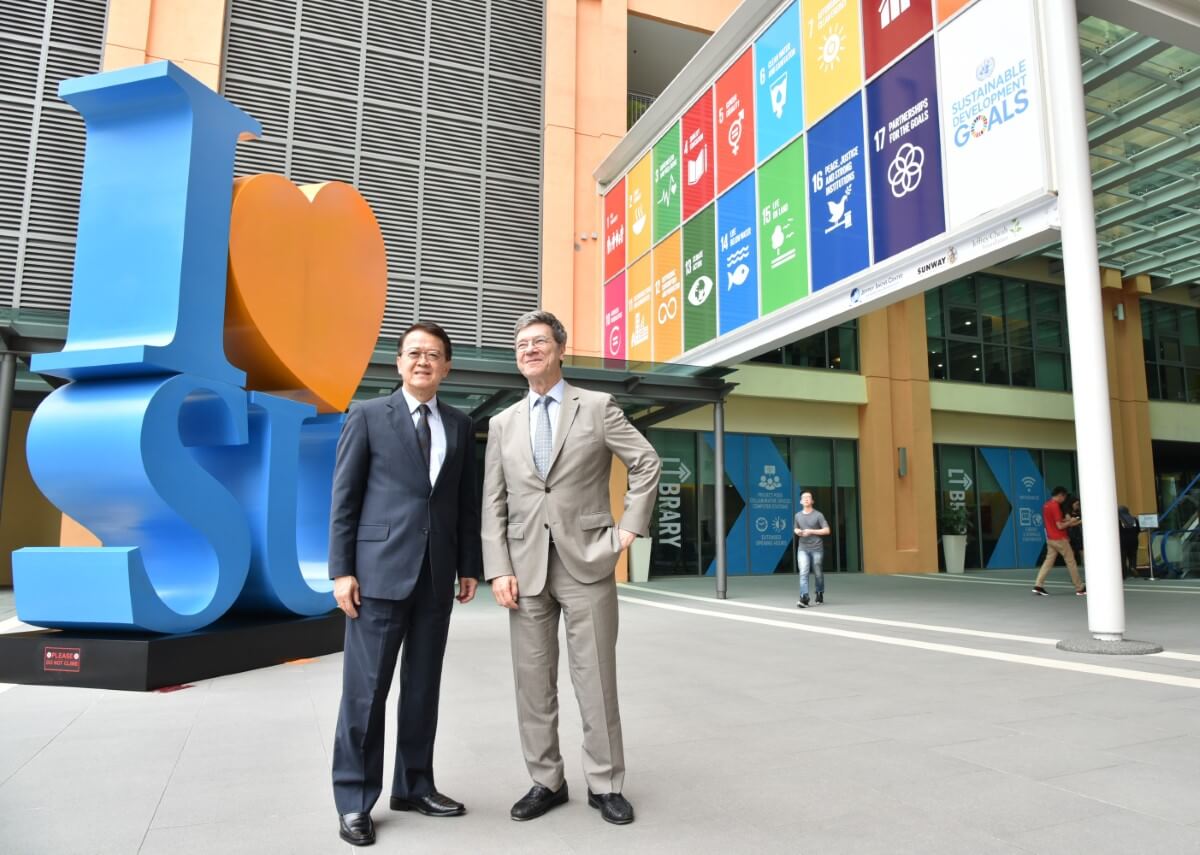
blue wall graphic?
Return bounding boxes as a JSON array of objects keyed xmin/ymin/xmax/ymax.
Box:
[
  {"xmin": 979, "ymin": 447, "xmax": 1046, "ymax": 569},
  {"xmin": 703, "ymin": 433, "xmax": 793, "ymax": 575}
]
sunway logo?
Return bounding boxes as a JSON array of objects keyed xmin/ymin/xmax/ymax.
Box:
[{"xmin": 917, "ymin": 256, "xmax": 947, "ymax": 275}]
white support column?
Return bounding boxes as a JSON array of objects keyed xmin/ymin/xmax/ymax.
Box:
[{"xmin": 1042, "ymin": 0, "xmax": 1126, "ymax": 642}]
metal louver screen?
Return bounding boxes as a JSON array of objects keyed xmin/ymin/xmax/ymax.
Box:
[
  {"xmin": 222, "ymin": 0, "xmax": 546, "ymax": 349},
  {"xmin": 0, "ymin": 0, "xmax": 105, "ymax": 313}
]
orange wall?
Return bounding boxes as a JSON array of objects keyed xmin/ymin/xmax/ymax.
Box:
[
  {"xmin": 104, "ymin": 0, "xmax": 227, "ymax": 87},
  {"xmin": 56, "ymin": 0, "xmax": 231, "ymax": 549},
  {"xmin": 857, "ymin": 298, "xmax": 939, "ymax": 574},
  {"xmin": 547, "ymin": 0, "xmax": 740, "ymax": 357}
]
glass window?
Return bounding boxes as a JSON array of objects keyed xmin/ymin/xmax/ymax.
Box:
[
  {"xmin": 831, "ymin": 324, "xmax": 858, "ymax": 371},
  {"xmin": 948, "ymin": 339, "xmax": 983, "ymax": 382},
  {"xmin": 646, "ymin": 430, "xmax": 700, "ymax": 577},
  {"xmin": 1142, "ymin": 299, "xmax": 1200, "ymax": 403},
  {"xmin": 946, "ymin": 278, "xmax": 976, "ymax": 306},
  {"xmin": 1036, "ymin": 351, "xmax": 1068, "ymax": 391},
  {"xmin": 925, "ymin": 290, "xmax": 943, "ymax": 338},
  {"xmin": 936, "ymin": 445, "xmax": 980, "ymax": 569},
  {"xmin": 1009, "ymin": 347, "xmax": 1034, "ymax": 387},
  {"xmin": 929, "ymin": 276, "xmax": 1071, "ymax": 392},
  {"xmin": 949, "ymin": 305, "xmax": 979, "ymax": 337},
  {"xmin": 1035, "ymin": 316, "xmax": 1063, "ymax": 349},
  {"xmin": 1005, "ymin": 281, "xmax": 1032, "ymax": 348},
  {"xmin": 1161, "ymin": 365, "xmax": 1187, "ymax": 401},
  {"xmin": 1041, "ymin": 450, "xmax": 1077, "ymax": 498},
  {"xmin": 928, "ymin": 339, "xmax": 947, "ymax": 380},
  {"xmin": 1181, "ymin": 311, "xmax": 1200, "ymax": 367},
  {"xmin": 834, "ymin": 440, "xmax": 860, "ymax": 572},
  {"xmin": 788, "ymin": 334, "xmax": 830, "ymax": 368},
  {"xmin": 1188, "ymin": 368, "xmax": 1200, "ymax": 404},
  {"xmin": 983, "ymin": 345, "xmax": 1009, "ymax": 385},
  {"xmin": 750, "ymin": 321, "xmax": 860, "ymax": 371},
  {"xmin": 978, "ymin": 277, "xmax": 1006, "ymax": 344}
]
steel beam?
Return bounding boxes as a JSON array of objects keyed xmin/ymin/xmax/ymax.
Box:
[
  {"xmin": 1120, "ymin": 237, "xmax": 1200, "ymax": 277},
  {"xmin": 1082, "ymin": 35, "xmax": 1168, "ymax": 91},
  {"xmin": 1088, "ymin": 68, "xmax": 1200, "ymax": 147}
]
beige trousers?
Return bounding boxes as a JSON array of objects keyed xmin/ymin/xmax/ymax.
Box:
[
  {"xmin": 509, "ymin": 546, "xmax": 624, "ymax": 795},
  {"xmin": 1035, "ymin": 538, "xmax": 1083, "ymax": 590}
]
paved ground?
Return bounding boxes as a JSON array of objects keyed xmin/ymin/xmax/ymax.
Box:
[{"xmin": 3, "ymin": 569, "xmax": 1200, "ymax": 854}]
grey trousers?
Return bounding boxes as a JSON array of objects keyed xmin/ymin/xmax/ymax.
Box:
[{"xmin": 509, "ymin": 546, "xmax": 625, "ymax": 795}]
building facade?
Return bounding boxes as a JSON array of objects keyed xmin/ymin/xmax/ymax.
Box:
[{"xmin": 1, "ymin": 0, "xmax": 1197, "ymax": 584}]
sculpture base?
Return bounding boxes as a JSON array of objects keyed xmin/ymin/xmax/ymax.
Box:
[{"xmin": 0, "ymin": 611, "xmax": 344, "ymax": 691}]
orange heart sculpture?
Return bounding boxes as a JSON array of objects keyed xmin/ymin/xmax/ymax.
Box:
[{"xmin": 225, "ymin": 175, "xmax": 386, "ymax": 413}]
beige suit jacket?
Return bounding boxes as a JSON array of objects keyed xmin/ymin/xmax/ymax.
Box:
[{"xmin": 481, "ymin": 383, "xmax": 661, "ymax": 596}]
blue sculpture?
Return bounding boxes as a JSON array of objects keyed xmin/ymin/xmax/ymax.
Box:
[{"xmin": 14, "ymin": 62, "xmax": 351, "ymax": 633}]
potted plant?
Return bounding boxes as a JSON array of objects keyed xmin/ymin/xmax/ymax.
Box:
[{"xmin": 940, "ymin": 505, "xmax": 971, "ymax": 574}]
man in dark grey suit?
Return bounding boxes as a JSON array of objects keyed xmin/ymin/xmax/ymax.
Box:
[{"xmin": 328, "ymin": 322, "xmax": 482, "ymax": 847}]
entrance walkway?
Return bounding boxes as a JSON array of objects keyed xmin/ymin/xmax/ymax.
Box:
[{"xmin": 3, "ymin": 571, "xmax": 1200, "ymax": 854}]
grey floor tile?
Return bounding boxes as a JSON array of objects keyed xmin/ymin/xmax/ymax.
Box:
[
  {"xmin": 877, "ymin": 768, "xmax": 1114, "ymax": 837},
  {"xmin": 1009, "ymin": 808, "xmax": 1200, "ymax": 855},
  {"xmin": 854, "ymin": 712, "xmax": 1020, "ymax": 748},
  {"xmin": 935, "ymin": 733, "xmax": 1126, "ymax": 781},
  {"xmin": 1045, "ymin": 760, "xmax": 1200, "ymax": 826},
  {"xmin": 4, "ymin": 572, "xmax": 1200, "ymax": 854},
  {"xmin": 773, "ymin": 802, "xmax": 1037, "ymax": 855}
]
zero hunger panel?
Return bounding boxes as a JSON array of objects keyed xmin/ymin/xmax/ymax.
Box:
[{"xmin": 603, "ymin": 178, "xmax": 625, "ymax": 282}]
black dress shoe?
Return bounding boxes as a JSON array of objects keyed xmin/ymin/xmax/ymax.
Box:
[
  {"xmin": 390, "ymin": 791, "xmax": 466, "ymax": 817},
  {"xmin": 338, "ymin": 812, "xmax": 375, "ymax": 846},
  {"xmin": 588, "ymin": 790, "xmax": 634, "ymax": 825},
  {"xmin": 510, "ymin": 782, "xmax": 568, "ymax": 821}
]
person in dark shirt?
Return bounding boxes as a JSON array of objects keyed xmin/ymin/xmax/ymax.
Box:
[
  {"xmin": 1118, "ymin": 505, "xmax": 1141, "ymax": 579},
  {"xmin": 1066, "ymin": 497, "xmax": 1084, "ymax": 567}
]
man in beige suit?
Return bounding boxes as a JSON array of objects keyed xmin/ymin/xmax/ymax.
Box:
[{"xmin": 482, "ymin": 310, "xmax": 661, "ymax": 826}]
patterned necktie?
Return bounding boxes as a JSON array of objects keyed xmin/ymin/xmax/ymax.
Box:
[
  {"xmin": 415, "ymin": 403, "xmax": 431, "ymax": 472},
  {"xmin": 533, "ymin": 396, "xmax": 552, "ymax": 477}
]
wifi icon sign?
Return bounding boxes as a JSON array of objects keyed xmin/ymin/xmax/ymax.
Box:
[{"xmin": 1021, "ymin": 476, "xmax": 1038, "ymax": 491}]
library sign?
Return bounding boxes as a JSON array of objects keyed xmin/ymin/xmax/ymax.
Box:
[{"xmin": 599, "ymin": 0, "xmax": 1060, "ymax": 366}]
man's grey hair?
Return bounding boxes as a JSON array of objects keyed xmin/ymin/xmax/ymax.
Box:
[{"xmin": 513, "ymin": 310, "xmax": 568, "ymax": 348}]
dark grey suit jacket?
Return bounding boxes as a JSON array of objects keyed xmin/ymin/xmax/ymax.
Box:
[{"xmin": 328, "ymin": 389, "xmax": 482, "ymax": 600}]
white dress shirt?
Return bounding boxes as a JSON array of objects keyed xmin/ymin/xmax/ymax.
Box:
[
  {"xmin": 527, "ymin": 378, "xmax": 565, "ymax": 456},
  {"xmin": 402, "ymin": 388, "xmax": 446, "ymax": 485}
]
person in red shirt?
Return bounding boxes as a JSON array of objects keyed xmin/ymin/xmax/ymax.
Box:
[{"xmin": 1033, "ymin": 486, "xmax": 1085, "ymax": 596}]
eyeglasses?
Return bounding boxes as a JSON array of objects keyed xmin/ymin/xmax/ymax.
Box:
[
  {"xmin": 515, "ymin": 336, "xmax": 553, "ymax": 354},
  {"xmin": 402, "ymin": 349, "xmax": 444, "ymax": 363}
]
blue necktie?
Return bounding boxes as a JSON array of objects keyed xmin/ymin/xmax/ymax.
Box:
[{"xmin": 534, "ymin": 396, "xmax": 552, "ymax": 477}]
